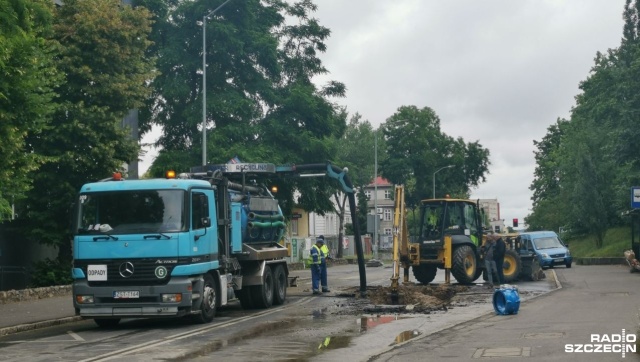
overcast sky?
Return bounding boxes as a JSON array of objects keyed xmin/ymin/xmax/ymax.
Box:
[
  {"xmin": 308, "ymin": 0, "xmax": 627, "ymax": 226},
  {"xmin": 141, "ymin": 0, "xmax": 627, "ymax": 226}
]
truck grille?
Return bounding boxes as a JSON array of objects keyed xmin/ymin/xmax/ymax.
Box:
[{"xmin": 74, "ymin": 258, "xmax": 189, "ymax": 287}]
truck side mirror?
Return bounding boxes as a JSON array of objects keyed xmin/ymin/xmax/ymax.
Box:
[
  {"xmin": 201, "ymin": 217, "xmax": 210, "ymax": 227},
  {"xmin": 195, "ymin": 217, "xmax": 211, "ymax": 241}
]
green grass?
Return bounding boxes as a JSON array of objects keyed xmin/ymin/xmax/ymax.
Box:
[{"xmin": 564, "ymin": 226, "xmax": 633, "ymax": 258}]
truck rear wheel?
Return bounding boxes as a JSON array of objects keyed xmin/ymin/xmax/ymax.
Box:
[
  {"xmin": 412, "ymin": 264, "xmax": 437, "ymax": 284},
  {"xmin": 502, "ymin": 249, "xmax": 522, "ymax": 283},
  {"xmin": 451, "ymin": 245, "xmax": 477, "ymax": 284},
  {"xmin": 273, "ymin": 264, "xmax": 287, "ymax": 305},
  {"xmin": 251, "ymin": 265, "xmax": 274, "ymax": 308},
  {"xmin": 193, "ymin": 273, "xmax": 217, "ymax": 323},
  {"xmin": 238, "ymin": 287, "xmax": 255, "ymax": 309}
]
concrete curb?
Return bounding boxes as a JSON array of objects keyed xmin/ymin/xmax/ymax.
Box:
[{"xmin": 0, "ymin": 316, "xmax": 83, "ymax": 337}]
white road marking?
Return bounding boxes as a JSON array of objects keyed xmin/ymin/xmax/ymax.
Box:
[{"xmin": 67, "ymin": 330, "xmax": 85, "ymax": 341}]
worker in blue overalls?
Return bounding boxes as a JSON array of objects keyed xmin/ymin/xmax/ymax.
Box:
[
  {"xmin": 318, "ymin": 235, "xmax": 332, "ymax": 292},
  {"xmin": 309, "ymin": 238, "xmax": 325, "ymax": 295}
]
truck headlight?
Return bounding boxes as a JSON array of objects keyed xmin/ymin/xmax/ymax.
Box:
[
  {"xmin": 541, "ymin": 253, "xmax": 549, "ymax": 259},
  {"xmin": 76, "ymin": 295, "xmax": 94, "ymax": 304},
  {"xmin": 162, "ymin": 294, "xmax": 182, "ymax": 303}
]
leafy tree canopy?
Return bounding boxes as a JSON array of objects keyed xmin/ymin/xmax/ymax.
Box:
[
  {"xmin": 16, "ymin": 0, "xmax": 156, "ymax": 254},
  {"xmin": 137, "ymin": 0, "xmax": 347, "ymax": 215},
  {"xmin": 379, "ymin": 105, "xmax": 490, "ymax": 208},
  {"xmin": 0, "ymin": 0, "xmax": 59, "ymax": 219}
]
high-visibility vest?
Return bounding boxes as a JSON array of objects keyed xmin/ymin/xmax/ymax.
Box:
[
  {"xmin": 320, "ymin": 244, "xmax": 329, "ymax": 264},
  {"xmin": 309, "ymin": 244, "xmax": 323, "ymax": 265}
]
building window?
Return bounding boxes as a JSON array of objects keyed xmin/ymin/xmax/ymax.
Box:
[
  {"xmin": 384, "ymin": 209, "xmax": 392, "ymax": 221},
  {"xmin": 364, "ymin": 190, "xmax": 371, "ymax": 200},
  {"xmin": 384, "ymin": 189, "xmax": 392, "ymax": 199},
  {"xmin": 384, "ymin": 228, "xmax": 392, "ymax": 235},
  {"xmin": 291, "ymin": 219, "xmax": 298, "ymax": 236}
]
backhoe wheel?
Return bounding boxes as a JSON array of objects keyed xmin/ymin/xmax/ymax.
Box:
[
  {"xmin": 412, "ymin": 264, "xmax": 438, "ymax": 284},
  {"xmin": 451, "ymin": 245, "xmax": 477, "ymax": 284},
  {"xmin": 273, "ymin": 264, "xmax": 287, "ymax": 305},
  {"xmin": 251, "ymin": 265, "xmax": 274, "ymax": 309},
  {"xmin": 502, "ymin": 249, "xmax": 522, "ymax": 283},
  {"xmin": 193, "ymin": 273, "xmax": 218, "ymax": 323}
]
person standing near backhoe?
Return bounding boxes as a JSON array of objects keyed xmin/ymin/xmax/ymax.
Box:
[
  {"xmin": 318, "ymin": 235, "xmax": 332, "ymax": 292},
  {"xmin": 494, "ymin": 234, "xmax": 506, "ymax": 285},
  {"xmin": 309, "ymin": 238, "xmax": 325, "ymax": 295},
  {"xmin": 481, "ymin": 233, "xmax": 498, "ymax": 288}
]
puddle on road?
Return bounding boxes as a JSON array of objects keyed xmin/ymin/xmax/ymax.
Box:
[
  {"xmin": 358, "ymin": 315, "xmax": 399, "ymax": 332},
  {"xmin": 393, "ymin": 330, "xmax": 420, "ymax": 344},
  {"xmin": 357, "ymin": 315, "xmax": 421, "ymax": 345},
  {"xmin": 317, "ymin": 335, "xmax": 353, "ymax": 350}
]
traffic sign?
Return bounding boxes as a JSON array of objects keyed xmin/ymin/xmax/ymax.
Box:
[{"xmin": 631, "ymin": 187, "xmax": 640, "ymax": 209}]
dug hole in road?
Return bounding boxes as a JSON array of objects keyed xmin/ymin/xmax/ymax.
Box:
[{"xmin": 286, "ymin": 261, "xmax": 556, "ymax": 361}]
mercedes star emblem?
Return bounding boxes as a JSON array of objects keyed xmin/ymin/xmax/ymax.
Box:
[{"xmin": 119, "ymin": 261, "xmax": 135, "ymax": 278}]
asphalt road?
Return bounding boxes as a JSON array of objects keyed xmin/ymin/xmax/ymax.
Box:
[
  {"xmin": 2, "ymin": 263, "xmax": 634, "ymax": 361},
  {"xmin": 367, "ymin": 264, "xmax": 639, "ymax": 362}
]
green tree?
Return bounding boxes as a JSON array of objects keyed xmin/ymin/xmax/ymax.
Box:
[
  {"xmin": 527, "ymin": 1, "xmax": 640, "ymax": 241},
  {"xmin": 138, "ymin": 0, "xmax": 346, "ymax": 215},
  {"xmin": 526, "ymin": 119, "xmax": 570, "ymax": 231},
  {"xmin": 17, "ymin": 0, "xmax": 155, "ymax": 258},
  {"xmin": 327, "ymin": 112, "xmax": 382, "ymax": 257},
  {"xmin": 379, "ymin": 105, "xmax": 490, "ymax": 208},
  {"xmin": 0, "ymin": 0, "xmax": 59, "ymax": 219}
]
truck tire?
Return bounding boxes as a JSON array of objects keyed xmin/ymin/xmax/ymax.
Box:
[
  {"xmin": 238, "ymin": 287, "xmax": 255, "ymax": 309},
  {"xmin": 451, "ymin": 245, "xmax": 477, "ymax": 285},
  {"xmin": 251, "ymin": 265, "xmax": 274, "ymax": 308},
  {"xmin": 412, "ymin": 264, "xmax": 437, "ymax": 284},
  {"xmin": 273, "ymin": 264, "xmax": 287, "ymax": 305},
  {"xmin": 502, "ymin": 249, "xmax": 522, "ymax": 283},
  {"xmin": 94, "ymin": 318, "xmax": 120, "ymax": 328},
  {"xmin": 193, "ymin": 273, "xmax": 217, "ymax": 323}
]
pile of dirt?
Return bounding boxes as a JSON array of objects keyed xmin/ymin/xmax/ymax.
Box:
[{"xmin": 335, "ymin": 284, "xmax": 471, "ymax": 315}]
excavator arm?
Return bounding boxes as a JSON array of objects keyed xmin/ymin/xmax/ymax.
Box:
[{"xmin": 390, "ymin": 185, "xmax": 410, "ymax": 301}]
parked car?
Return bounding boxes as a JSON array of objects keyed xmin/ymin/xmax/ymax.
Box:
[{"xmin": 519, "ymin": 231, "xmax": 572, "ymax": 269}]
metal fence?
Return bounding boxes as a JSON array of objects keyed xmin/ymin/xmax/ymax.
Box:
[{"xmin": 0, "ymin": 266, "xmax": 29, "ymax": 291}]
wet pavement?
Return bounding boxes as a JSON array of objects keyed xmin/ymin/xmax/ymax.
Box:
[{"xmin": 0, "ymin": 262, "xmax": 561, "ymax": 361}]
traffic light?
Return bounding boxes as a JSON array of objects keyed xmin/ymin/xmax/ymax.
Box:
[{"xmin": 513, "ymin": 218, "xmax": 519, "ymax": 227}]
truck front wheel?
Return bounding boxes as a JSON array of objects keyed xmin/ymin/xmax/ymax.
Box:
[{"xmin": 193, "ymin": 273, "xmax": 217, "ymax": 323}]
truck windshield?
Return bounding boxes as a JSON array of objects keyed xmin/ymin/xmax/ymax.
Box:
[
  {"xmin": 76, "ymin": 190, "xmax": 186, "ymax": 235},
  {"xmin": 533, "ymin": 237, "xmax": 564, "ymax": 250}
]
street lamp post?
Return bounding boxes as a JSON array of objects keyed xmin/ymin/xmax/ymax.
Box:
[
  {"xmin": 202, "ymin": 0, "xmax": 233, "ymax": 166},
  {"xmin": 433, "ymin": 165, "xmax": 454, "ymax": 199}
]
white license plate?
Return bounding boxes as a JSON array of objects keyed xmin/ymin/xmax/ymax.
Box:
[
  {"xmin": 113, "ymin": 291, "xmax": 140, "ymax": 299},
  {"xmin": 554, "ymin": 258, "xmax": 564, "ymax": 262}
]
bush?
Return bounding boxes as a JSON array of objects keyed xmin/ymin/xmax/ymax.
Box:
[{"xmin": 30, "ymin": 258, "xmax": 73, "ymax": 288}]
